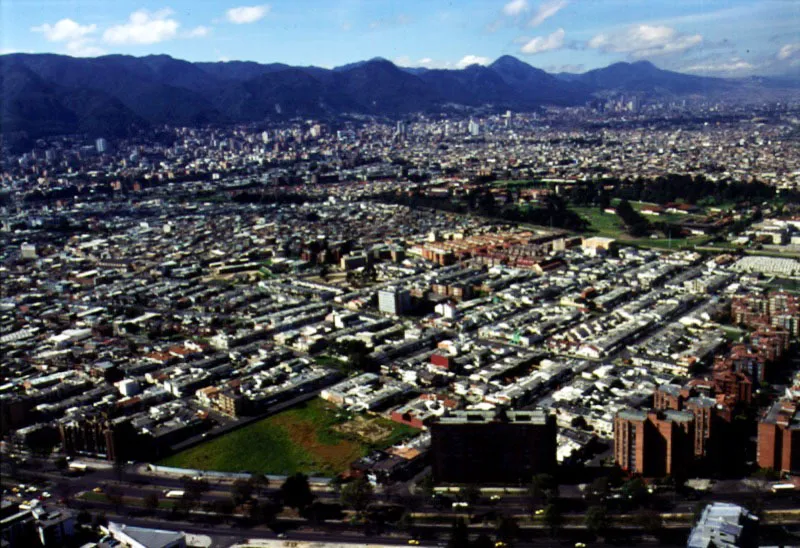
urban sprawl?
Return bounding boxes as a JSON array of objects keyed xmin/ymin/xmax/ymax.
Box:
[{"xmin": 2, "ymin": 103, "xmax": 800, "ymax": 548}]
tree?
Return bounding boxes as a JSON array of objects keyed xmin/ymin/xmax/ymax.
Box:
[
  {"xmin": 636, "ymin": 509, "xmax": 662, "ymax": 536},
  {"xmin": 418, "ymin": 474, "xmax": 435, "ymax": 499},
  {"xmin": 143, "ymin": 492, "xmax": 159, "ymax": 514},
  {"xmin": 495, "ymin": 514, "xmax": 518, "ymax": 545},
  {"xmin": 472, "ymin": 534, "xmax": 494, "ymax": 548},
  {"xmin": 543, "ymin": 503, "xmax": 563, "ymax": 536},
  {"xmin": 460, "ymin": 484, "xmax": 481, "ymax": 505},
  {"xmin": 104, "ymin": 485, "xmax": 124, "ymax": 512},
  {"xmin": 585, "ymin": 504, "xmax": 609, "ymax": 536},
  {"xmin": 53, "ymin": 456, "xmax": 68, "ymax": 472},
  {"xmin": 622, "ymin": 477, "xmax": 649, "ymax": 508},
  {"xmin": 340, "ymin": 476, "xmax": 374, "ymax": 516},
  {"xmin": 529, "ymin": 473, "xmax": 559, "ymax": 507},
  {"xmin": 250, "ymin": 473, "xmax": 270, "ymax": 497},
  {"xmin": 281, "ymin": 473, "xmax": 315, "ymax": 510},
  {"xmin": 586, "ymin": 476, "xmax": 610, "ymax": 502},
  {"xmin": 231, "ymin": 478, "xmax": 255, "ymax": 506},
  {"xmin": 447, "ymin": 517, "xmax": 470, "ymax": 548},
  {"xmin": 181, "ymin": 475, "xmax": 209, "ymax": 502},
  {"xmin": 211, "ymin": 498, "xmax": 235, "ymax": 519}
]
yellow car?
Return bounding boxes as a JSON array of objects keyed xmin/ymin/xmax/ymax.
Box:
[
  {"xmin": 92, "ymin": 487, "xmax": 103, "ymax": 494},
  {"xmin": 408, "ymin": 539, "xmax": 420, "ymax": 546},
  {"xmin": 575, "ymin": 543, "xmax": 587, "ymax": 548},
  {"xmin": 534, "ymin": 508, "xmax": 545, "ymax": 516},
  {"xmin": 495, "ymin": 542, "xmax": 508, "ymax": 548}
]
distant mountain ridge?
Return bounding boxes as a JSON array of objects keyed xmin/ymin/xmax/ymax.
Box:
[{"xmin": 0, "ymin": 53, "xmax": 794, "ymax": 142}]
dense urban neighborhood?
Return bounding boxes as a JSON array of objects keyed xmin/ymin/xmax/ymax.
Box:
[{"xmin": 2, "ymin": 92, "xmax": 800, "ymax": 548}]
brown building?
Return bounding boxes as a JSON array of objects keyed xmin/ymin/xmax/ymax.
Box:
[
  {"xmin": 614, "ymin": 409, "xmax": 694, "ymax": 478},
  {"xmin": 430, "ymin": 408, "xmax": 556, "ymax": 484},
  {"xmin": 653, "ymin": 385, "xmax": 728, "ymax": 461},
  {"xmin": 757, "ymin": 399, "xmax": 800, "ymax": 474}
]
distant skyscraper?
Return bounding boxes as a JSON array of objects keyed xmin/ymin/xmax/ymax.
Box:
[
  {"xmin": 468, "ymin": 119, "xmax": 480, "ymax": 136},
  {"xmin": 95, "ymin": 138, "xmax": 108, "ymax": 153}
]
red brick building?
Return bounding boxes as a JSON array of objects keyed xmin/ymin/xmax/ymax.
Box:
[
  {"xmin": 614, "ymin": 409, "xmax": 695, "ymax": 478},
  {"xmin": 757, "ymin": 398, "xmax": 800, "ymax": 474}
]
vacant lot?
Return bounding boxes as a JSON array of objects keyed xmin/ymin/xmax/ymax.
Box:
[{"xmin": 158, "ymin": 399, "xmax": 418, "ymax": 477}]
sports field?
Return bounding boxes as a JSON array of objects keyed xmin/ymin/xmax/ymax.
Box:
[{"xmin": 158, "ymin": 398, "xmax": 418, "ymax": 477}]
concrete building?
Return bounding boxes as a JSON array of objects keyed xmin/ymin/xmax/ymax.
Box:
[
  {"xmin": 430, "ymin": 408, "xmax": 556, "ymax": 484},
  {"xmin": 687, "ymin": 503, "xmax": 758, "ymax": 548},
  {"xmin": 378, "ymin": 287, "xmax": 411, "ymax": 316},
  {"xmin": 107, "ymin": 521, "xmax": 186, "ymax": 548}
]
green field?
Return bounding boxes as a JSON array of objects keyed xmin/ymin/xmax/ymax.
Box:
[
  {"xmin": 571, "ymin": 206, "xmax": 628, "ymax": 237},
  {"xmin": 158, "ymin": 399, "xmax": 419, "ymax": 477}
]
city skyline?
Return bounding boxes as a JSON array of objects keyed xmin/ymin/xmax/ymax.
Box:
[{"xmin": 2, "ymin": 0, "xmax": 799, "ymax": 77}]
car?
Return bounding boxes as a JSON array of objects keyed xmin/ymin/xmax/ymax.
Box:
[
  {"xmin": 277, "ymin": 533, "xmax": 287, "ymax": 539},
  {"xmin": 534, "ymin": 508, "xmax": 545, "ymax": 516},
  {"xmin": 41, "ymin": 492, "xmax": 51, "ymax": 499},
  {"xmin": 408, "ymin": 540, "xmax": 420, "ymax": 546},
  {"xmin": 92, "ymin": 487, "xmax": 103, "ymax": 494},
  {"xmin": 489, "ymin": 495, "xmax": 502, "ymax": 501},
  {"xmin": 495, "ymin": 542, "xmax": 508, "ymax": 548},
  {"xmin": 575, "ymin": 543, "xmax": 587, "ymax": 548}
]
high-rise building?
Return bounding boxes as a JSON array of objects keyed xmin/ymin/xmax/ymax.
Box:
[
  {"xmin": 95, "ymin": 138, "xmax": 108, "ymax": 153},
  {"xmin": 468, "ymin": 119, "xmax": 480, "ymax": 136},
  {"xmin": 430, "ymin": 408, "xmax": 556, "ymax": 484},
  {"xmin": 757, "ymin": 398, "xmax": 800, "ymax": 473},
  {"xmin": 614, "ymin": 409, "xmax": 694, "ymax": 478},
  {"xmin": 378, "ymin": 287, "xmax": 411, "ymax": 316}
]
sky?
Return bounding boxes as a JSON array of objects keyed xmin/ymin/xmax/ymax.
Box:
[{"xmin": 1, "ymin": 0, "xmax": 798, "ymax": 76}]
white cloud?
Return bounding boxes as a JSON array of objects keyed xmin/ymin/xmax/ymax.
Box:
[
  {"xmin": 103, "ymin": 9, "xmax": 179, "ymax": 45},
  {"xmin": 456, "ymin": 55, "xmax": 491, "ymax": 69},
  {"xmin": 32, "ymin": 19, "xmax": 97, "ymax": 42},
  {"xmin": 588, "ymin": 24, "xmax": 702, "ymax": 58},
  {"xmin": 32, "ymin": 18, "xmax": 103, "ymax": 57},
  {"xmin": 777, "ymin": 43, "xmax": 800, "ymax": 61},
  {"xmin": 185, "ymin": 25, "xmax": 211, "ymax": 38},
  {"xmin": 520, "ymin": 28, "xmax": 565, "ymax": 55},
  {"xmin": 530, "ymin": 0, "xmax": 568, "ymax": 27},
  {"xmin": 226, "ymin": 5, "xmax": 270, "ymax": 24},
  {"xmin": 503, "ymin": 0, "xmax": 529, "ymax": 17},
  {"xmin": 394, "ymin": 55, "xmax": 412, "ymax": 67},
  {"xmin": 683, "ymin": 58, "xmax": 754, "ymax": 73}
]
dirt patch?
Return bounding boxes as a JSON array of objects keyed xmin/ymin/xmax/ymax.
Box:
[
  {"xmin": 333, "ymin": 415, "xmax": 393, "ymax": 444},
  {"xmin": 271, "ymin": 415, "xmax": 362, "ymax": 473}
]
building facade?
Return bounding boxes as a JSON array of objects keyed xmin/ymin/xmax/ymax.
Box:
[{"xmin": 430, "ymin": 409, "xmax": 556, "ymax": 484}]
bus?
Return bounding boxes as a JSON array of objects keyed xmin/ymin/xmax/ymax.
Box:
[
  {"xmin": 67, "ymin": 462, "xmax": 89, "ymax": 473},
  {"xmin": 770, "ymin": 483, "xmax": 796, "ymax": 493},
  {"xmin": 164, "ymin": 490, "xmax": 185, "ymax": 499}
]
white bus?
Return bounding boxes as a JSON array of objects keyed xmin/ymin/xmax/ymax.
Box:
[{"xmin": 164, "ymin": 490, "xmax": 185, "ymax": 499}]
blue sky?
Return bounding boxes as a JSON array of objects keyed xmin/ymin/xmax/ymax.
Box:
[{"xmin": 2, "ymin": 0, "xmax": 798, "ymax": 76}]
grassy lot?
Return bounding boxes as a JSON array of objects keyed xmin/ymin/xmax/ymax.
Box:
[
  {"xmin": 571, "ymin": 207, "xmax": 628, "ymax": 238},
  {"xmin": 158, "ymin": 399, "xmax": 419, "ymax": 477}
]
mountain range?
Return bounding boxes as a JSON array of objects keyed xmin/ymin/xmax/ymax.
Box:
[{"xmin": 0, "ymin": 53, "xmax": 796, "ymax": 142}]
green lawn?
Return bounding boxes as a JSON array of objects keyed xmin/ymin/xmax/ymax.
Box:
[
  {"xmin": 158, "ymin": 399, "xmax": 419, "ymax": 477},
  {"xmin": 571, "ymin": 207, "xmax": 628, "ymax": 237}
]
